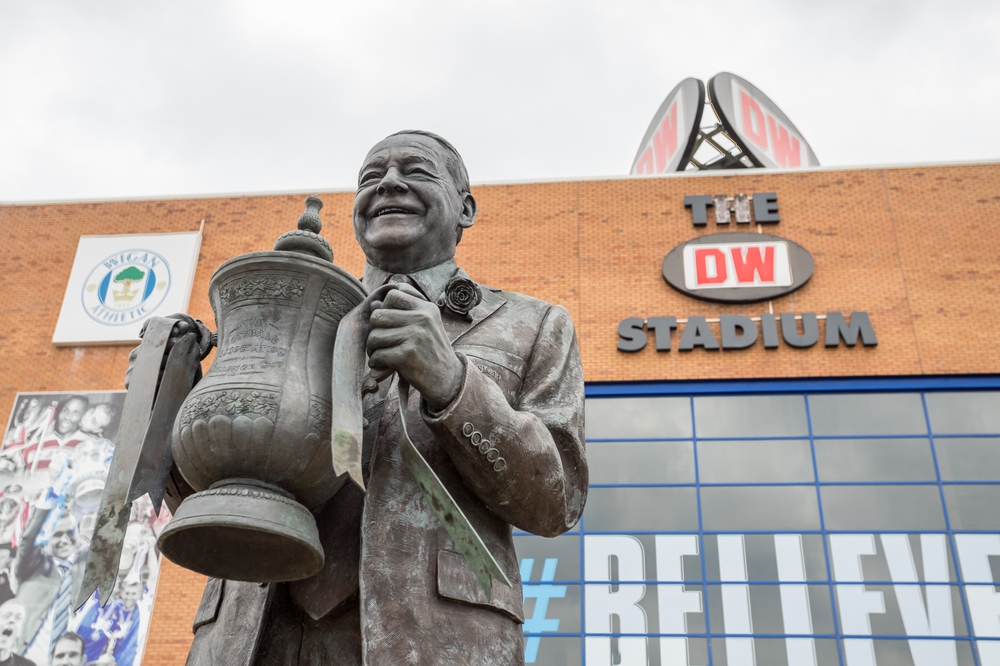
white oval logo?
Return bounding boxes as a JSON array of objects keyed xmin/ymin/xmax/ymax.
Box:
[{"xmin": 81, "ymin": 249, "xmax": 172, "ymax": 326}]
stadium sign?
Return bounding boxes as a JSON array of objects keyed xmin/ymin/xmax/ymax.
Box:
[{"xmin": 661, "ymin": 232, "xmax": 813, "ymax": 304}]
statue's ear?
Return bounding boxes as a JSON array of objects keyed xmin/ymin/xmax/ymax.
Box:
[{"xmin": 459, "ymin": 192, "xmax": 477, "ymax": 230}]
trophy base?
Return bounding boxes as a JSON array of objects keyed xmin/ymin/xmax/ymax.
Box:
[{"xmin": 157, "ymin": 478, "xmax": 324, "ymax": 583}]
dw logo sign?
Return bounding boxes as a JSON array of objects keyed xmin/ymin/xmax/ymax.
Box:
[{"xmin": 663, "ymin": 232, "xmax": 814, "ymax": 304}]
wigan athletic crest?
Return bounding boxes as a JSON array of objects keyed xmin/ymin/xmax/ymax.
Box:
[{"xmin": 81, "ymin": 250, "xmax": 172, "ymax": 326}]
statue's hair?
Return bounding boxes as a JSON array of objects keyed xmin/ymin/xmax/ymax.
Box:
[{"xmin": 385, "ymin": 130, "xmax": 471, "ymax": 195}]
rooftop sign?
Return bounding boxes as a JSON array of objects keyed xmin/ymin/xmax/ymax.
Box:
[
  {"xmin": 708, "ymin": 72, "xmax": 820, "ymax": 169},
  {"xmin": 630, "ymin": 78, "xmax": 704, "ymax": 175}
]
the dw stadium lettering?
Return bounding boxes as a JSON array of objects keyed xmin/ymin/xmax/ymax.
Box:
[{"xmin": 617, "ymin": 312, "xmax": 877, "ymax": 352}]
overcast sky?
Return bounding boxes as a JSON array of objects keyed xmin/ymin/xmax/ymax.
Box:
[{"xmin": 2, "ymin": 1, "xmax": 998, "ymax": 202}]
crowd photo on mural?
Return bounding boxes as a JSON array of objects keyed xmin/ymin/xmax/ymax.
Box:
[{"xmin": 0, "ymin": 392, "xmax": 164, "ymax": 666}]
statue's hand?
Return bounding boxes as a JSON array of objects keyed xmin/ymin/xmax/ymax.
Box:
[
  {"xmin": 125, "ymin": 314, "xmax": 213, "ymax": 390},
  {"xmin": 366, "ymin": 287, "xmax": 464, "ymax": 411}
]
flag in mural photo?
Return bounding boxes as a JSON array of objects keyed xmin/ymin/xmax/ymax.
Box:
[{"xmin": 0, "ymin": 392, "xmax": 165, "ymax": 666}]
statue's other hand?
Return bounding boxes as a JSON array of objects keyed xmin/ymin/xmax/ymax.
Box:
[
  {"xmin": 367, "ymin": 288, "xmax": 464, "ymax": 411},
  {"xmin": 124, "ymin": 314, "xmax": 214, "ymax": 390}
]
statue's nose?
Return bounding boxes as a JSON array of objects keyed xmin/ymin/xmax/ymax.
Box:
[{"xmin": 376, "ymin": 167, "xmax": 408, "ymax": 195}]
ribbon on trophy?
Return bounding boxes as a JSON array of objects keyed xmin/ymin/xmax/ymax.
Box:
[{"xmin": 77, "ymin": 317, "xmax": 203, "ymax": 610}]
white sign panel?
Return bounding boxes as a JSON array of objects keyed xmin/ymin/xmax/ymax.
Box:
[
  {"xmin": 53, "ymin": 232, "xmax": 201, "ymax": 345},
  {"xmin": 682, "ymin": 240, "xmax": 793, "ymax": 290},
  {"xmin": 730, "ymin": 79, "xmax": 809, "ymax": 169}
]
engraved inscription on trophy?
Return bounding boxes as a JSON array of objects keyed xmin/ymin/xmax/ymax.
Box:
[{"xmin": 212, "ymin": 316, "xmax": 288, "ymax": 378}]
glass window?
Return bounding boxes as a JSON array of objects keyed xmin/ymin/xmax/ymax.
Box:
[
  {"xmin": 583, "ymin": 488, "xmax": 698, "ymax": 531},
  {"xmin": 936, "ymin": 438, "xmax": 1000, "ymax": 481},
  {"xmin": 694, "ymin": 395, "xmax": 808, "ymax": 437},
  {"xmin": 944, "ymin": 485, "xmax": 1000, "ymax": 530},
  {"xmin": 524, "ymin": 636, "xmax": 580, "ymax": 666},
  {"xmin": 585, "ymin": 396, "xmax": 691, "ymax": 439},
  {"xmin": 701, "ymin": 487, "xmax": 821, "ymax": 531},
  {"xmin": 698, "ymin": 439, "xmax": 814, "ymax": 483},
  {"xmin": 848, "ymin": 640, "xmax": 976, "ymax": 666},
  {"xmin": 522, "ymin": 584, "xmax": 580, "ymax": 633},
  {"xmin": 587, "ymin": 441, "xmax": 694, "ymax": 484},
  {"xmin": 814, "ymin": 438, "xmax": 936, "ymax": 481},
  {"xmin": 702, "ymin": 534, "xmax": 829, "ymax": 582},
  {"xmin": 706, "ymin": 585, "xmax": 836, "ymax": 635},
  {"xmin": 515, "ymin": 535, "xmax": 580, "ymax": 581},
  {"xmin": 821, "ymin": 485, "xmax": 945, "ymax": 530},
  {"xmin": 926, "ymin": 392, "xmax": 1000, "ymax": 434},
  {"xmin": 839, "ymin": 584, "xmax": 970, "ymax": 637},
  {"xmin": 808, "ymin": 393, "xmax": 927, "ymax": 435}
]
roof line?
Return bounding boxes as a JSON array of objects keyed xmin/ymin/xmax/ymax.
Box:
[{"xmin": 2, "ymin": 156, "xmax": 1000, "ymax": 207}]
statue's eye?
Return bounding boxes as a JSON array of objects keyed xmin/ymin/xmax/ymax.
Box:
[{"xmin": 359, "ymin": 171, "xmax": 383, "ymax": 185}]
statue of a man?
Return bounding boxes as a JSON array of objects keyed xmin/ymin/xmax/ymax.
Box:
[{"xmin": 169, "ymin": 131, "xmax": 588, "ymax": 665}]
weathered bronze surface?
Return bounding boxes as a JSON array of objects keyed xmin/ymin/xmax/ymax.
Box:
[
  {"xmin": 90, "ymin": 132, "xmax": 588, "ymax": 665},
  {"xmin": 158, "ymin": 206, "xmax": 367, "ymax": 582},
  {"xmin": 77, "ymin": 317, "xmax": 176, "ymax": 609}
]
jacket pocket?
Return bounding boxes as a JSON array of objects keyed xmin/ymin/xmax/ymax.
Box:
[{"xmin": 436, "ymin": 550, "xmax": 524, "ymax": 623}]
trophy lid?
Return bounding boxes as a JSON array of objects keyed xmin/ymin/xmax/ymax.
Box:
[{"xmin": 273, "ymin": 196, "xmax": 334, "ymax": 262}]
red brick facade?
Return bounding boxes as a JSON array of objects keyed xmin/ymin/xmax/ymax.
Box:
[{"xmin": 1, "ymin": 162, "xmax": 998, "ymax": 663}]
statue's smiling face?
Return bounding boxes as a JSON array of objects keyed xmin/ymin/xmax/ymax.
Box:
[{"xmin": 353, "ymin": 134, "xmax": 474, "ymax": 272}]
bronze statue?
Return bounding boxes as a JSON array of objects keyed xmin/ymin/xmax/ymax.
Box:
[{"xmin": 84, "ymin": 131, "xmax": 588, "ymax": 665}]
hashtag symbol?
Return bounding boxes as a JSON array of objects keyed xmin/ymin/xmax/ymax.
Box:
[{"xmin": 520, "ymin": 557, "xmax": 567, "ymax": 663}]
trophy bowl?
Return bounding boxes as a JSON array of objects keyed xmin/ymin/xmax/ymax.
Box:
[{"xmin": 157, "ymin": 200, "xmax": 367, "ymax": 583}]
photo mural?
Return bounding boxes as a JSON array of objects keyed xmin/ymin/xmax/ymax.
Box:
[{"xmin": 1, "ymin": 392, "xmax": 165, "ymax": 666}]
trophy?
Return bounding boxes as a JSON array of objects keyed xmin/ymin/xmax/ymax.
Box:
[{"xmin": 156, "ymin": 197, "xmax": 366, "ymax": 582}]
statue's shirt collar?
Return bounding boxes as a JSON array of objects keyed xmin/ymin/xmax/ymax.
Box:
[{"xmin": 362, "ymin": 260, "xmax": 459, "ymax": 304}]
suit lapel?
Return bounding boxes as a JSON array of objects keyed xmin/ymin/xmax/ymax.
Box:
[{"xmin": 443, "ymin": 286, "xmax": 506, "ymax": 345}]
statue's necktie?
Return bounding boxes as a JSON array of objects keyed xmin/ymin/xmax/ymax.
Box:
[{"xmin": 52, "ymin": 562, "xmax": 72, "ymax": 642}]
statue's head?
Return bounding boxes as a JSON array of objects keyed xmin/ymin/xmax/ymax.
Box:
[{"xmin": 353, "ymin": 131, "xmax": 477, "ymax": 273}]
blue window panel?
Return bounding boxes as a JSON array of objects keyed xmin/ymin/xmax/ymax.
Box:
[
  {"xmin": 587, "ymin": 440, "xmax": 695, "ymax": 484},
  {"xmin": 694, "ymin": 394, "xmax": 809, "ymax": 438},
  {"xmin": 698, "ymin": 439, "xmax": 814, "ymax": 483},
  {"xmin": 809, "ymin": 393, "xmax": 928, "ymax": 436},
  {"xmin": 584, "ymin": 487, "xmax": 699, "ymax": 532},
  {"xmin": 838, "ymin": 638, "xmax": 976, "ymax": 666},
  {"xmin": 944, "ymin": 485, "xmax": 1000, "ymax": 530},
  {"xmin": 701, "ymin": 486, "xmax": 821, "ymax": 531},
  {"xmin": 585, "ymin": 396, "xmax": 692, "ymax": 440},
  {"xmin": 926, "ymin": 391, "xmax": 1000, "ymax": 434},
  {"xmin": 815, "ymin": 438, "xmax": 937, "ymax": 482},
  {"xmin": 935, "ymin": 438, "xmax": 1000, "ymax": 481},
  {"xmin": 820, "ymin": 485, "xmax": 946, "ymax": 531}
]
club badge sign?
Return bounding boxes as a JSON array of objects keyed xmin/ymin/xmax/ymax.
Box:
[{"xmin": 53, "ymin": 232, "xmax": 201, "ymax": 346}]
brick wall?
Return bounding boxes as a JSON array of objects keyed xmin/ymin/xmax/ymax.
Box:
[{"xmin": 1, "ymin": 162, "xmax": 998, "ymax": 663}]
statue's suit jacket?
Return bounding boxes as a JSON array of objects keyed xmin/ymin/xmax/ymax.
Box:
[{"xmin": 182, "ymin": 271, "xmax": 588, "ymax": 666}]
